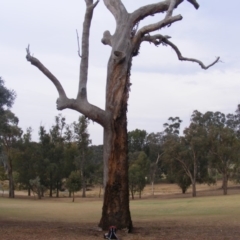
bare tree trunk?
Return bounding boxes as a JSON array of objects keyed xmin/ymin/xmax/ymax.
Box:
[
  {"xmin": 82, "ymin": 180, "xmax": 86, "ymax": 198},
  {"xmin": 8, "ymin": 171, "xmax": 14, "ymax": 198},
  {"xmin": 151, "ymin": 181, "xmax": 155, "ymax": 196},
  {"xmin": 80, "ymin": 149, "xmax": 86, "ymax": 198},
  {"xmin": 192, "ymin": 155, "xmax": 197, "ymax": 197},
  {"xmin": 56, "ymin": 181, "xmax": 59, "ymax": 198},
  {"xmin": 28, "ymin": 187, "xmax": 31, "ymax": 196},
  {"xmin": 81, "ymin": 169, "xmax": 86, "ymax": 197},
  {"xmin": 131, "ymin": 189, "xmax": 134, "ymax": 200},
  {"xmin": 100, "ymin": 115, "xmax": 132, "ymax": 230},
  {"xmin": 222, "ymin": 172, "xmax": 228, "ymax": 195},
  {"xmin": 151, "ymin": 154, "xmax": 161, "ymax": 196},
  {"xmin": 98, "ymin": 184, "xmax": 102, "ymax": 198},
  {"xmin": 49, "ymin": 182, "xmax": 53, "ymax": 197},
  {"xmin": 37, "ymin": 187, "xmax": 41, "ymax": 199},
  {"xmin": 192, "ymin": 180, "xmax": 197, "ymax": 197},
  {"xmin": 98, "ymin": 38, "xmax": 133, "ymax": 228},
  {"xmin": 41, "ymin": 188, "xmax": 44, "ymax": 198},
  {"xmin": 7, "ymin": 160, "xmax": 14, "ymax": 198}
]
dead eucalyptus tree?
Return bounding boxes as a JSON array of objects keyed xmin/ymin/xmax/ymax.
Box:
[{"xmin": 26, "ymin": 0, "xmax": 219, "ymax": 231}]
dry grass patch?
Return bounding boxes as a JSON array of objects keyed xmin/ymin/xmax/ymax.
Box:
[{"xmin": 1, "ymin": 183, "xmax": 240, "ymax": 239}]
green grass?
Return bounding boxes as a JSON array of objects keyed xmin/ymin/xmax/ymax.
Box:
[
  {"xmin": 0, "ymin": 198, "xmax": 102, "ymax": 223},
  {"xmin": 1, "ymin": 194, "xmax": 240, "ymax": 224},
  {"xmin": 130, "ymin": 195, "xmax": 240, "ymax": 222}
]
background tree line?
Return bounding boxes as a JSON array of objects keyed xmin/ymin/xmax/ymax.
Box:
[{"xmin": 1, "ymin": 77, "xmax": 240, "ymax": 199}]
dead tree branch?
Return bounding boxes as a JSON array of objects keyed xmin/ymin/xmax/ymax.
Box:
[
  {"xmin": 142, "ymin": 34, "xmax": 171, "ymax": 46},
  {"xmin": 165, "ymin": 0, "xmax": 177, "ymax": 19},
  {"xmin": 26, "ymin": 1, "xmax": 108, "ymax": 127},
  {"xmin": 78, "ymin": 0, "xmax": 99, "ymax": 100},
  {"xmin": 130, "ymin": 0, "xmax": 200, "ymax": 51},
  {"xmin": 26, "ymin": 45, "xmax": 67, "ymax": 99},
  {"xmin": 131, "ymin": 1, "xmax": 182, "ymax": 49},
  {"xmin": 76, "ymin": 29, "xmax": 81, "ymax": 58},
  {"xmin": 103, "ymin": 0, "xmax": 128, "ymax": 22},
  {"xmin": 137, "ymin": 14, "xmax": 182, "ymax": 37},
  {"xmin": 131, "ymin": 0, "xmax": 199, "ymax": 25},
  {"xmin": 187, "ymin": 0, "xmax": 199, "ymax": 9},
  {"xmin": 142, "ymin": 34, "xmax": 220, "ymax": 69},
  {"xmin": 131, "ymin": 0, "xmax": 182, "ymax": 25}
]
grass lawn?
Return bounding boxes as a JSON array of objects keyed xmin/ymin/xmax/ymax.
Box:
[
  {"xmin": 1, "ymin": 194, "xmax": 240, "ymax": 224},
  {"xmin": 1, "ymin": 185, "xmax": 240, "ymax": 239}
]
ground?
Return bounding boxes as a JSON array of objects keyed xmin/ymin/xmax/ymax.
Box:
[
  {"xmin": 1, "ymin": 182, "xmax": 240, "ymax": 240},
  {"xmin": 1, "ymin": 220, "xmax": 240, "ymax": 240}
]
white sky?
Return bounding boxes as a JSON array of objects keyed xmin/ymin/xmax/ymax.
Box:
[{"xmin": 1, "ymin": 0, "xmax": 240, "ymax": 145}]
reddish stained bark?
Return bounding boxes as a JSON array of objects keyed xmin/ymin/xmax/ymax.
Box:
[{"xmin": 26, "ymin": 0, "xmax": 219, "ymax": 231}]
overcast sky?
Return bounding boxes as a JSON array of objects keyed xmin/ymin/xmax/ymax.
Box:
[{"xmin": 1, "ymin": 0, "xmax": 240, "ymax": 145}]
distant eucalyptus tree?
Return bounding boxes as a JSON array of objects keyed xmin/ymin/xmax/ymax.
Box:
[{"xmin": 73, "ymin": 115, "xmax": 91, "ymax": 198}]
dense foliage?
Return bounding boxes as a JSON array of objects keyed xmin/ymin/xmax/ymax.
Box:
[{"xmin": 1, "ymin": 78, "xmax": 240, "ymax": 198}]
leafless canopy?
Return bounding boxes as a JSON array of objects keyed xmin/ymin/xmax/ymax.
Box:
[
  {"xmin": 26, "ymin": 0, "xmax": 220, "ymax": 230},
  {"xmin": 26, "ymin": 0, "xmax": 220, "ymax": 127}
]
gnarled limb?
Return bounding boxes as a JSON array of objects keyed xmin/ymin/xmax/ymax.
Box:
[
  {"xmin": 187, "ymin": 0, "xmax": 199, "ymax": 9},
  {"xmin": 130, "ymin": 0, "xmax": 200, "ymax": 51},
  {"xmin": 26, "ymin": 45, "xmax": 107, "ymax": 126},
  {"xmin": 132, "ymin": 13, "xmax": 181, "ymax": 57},
  {"xmin": 136, "ymin": 14, "xmax": 182, "ymax": 37},
  {"xmin": 26, "ymin": 45, "xmax": 67, "ymax": 99},
  {"xmin": 142, "ymin": 34, "xmax": 171, "ymax": 46},
  {"xmin": 131, "ymin": 0, "xmax": 183, "ymax": 25},
  {"xmin": 142, "ymin": 34, "xmax": 220, "ymax": 69},
  {"xmin": 78, "ymin": 0, "xmax": 99, "ymax": 100},
  {"xmin": 132, "ymin": 0, "xmax": 182, "ymax": 49},
  {"xmin": 131, "ymin": 0, "xmax": 199, "ymax": 25}
]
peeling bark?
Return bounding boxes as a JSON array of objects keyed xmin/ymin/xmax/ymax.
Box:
[{"xmin": 26, "ymin": 0, "xmax": 219, "ymax": 231}]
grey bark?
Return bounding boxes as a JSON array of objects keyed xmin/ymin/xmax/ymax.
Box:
[
  {"xmin": 151, "ymin": 153, "xmax": 162, "ymax": 196},
  {"xmin": 26, "ymin": 0, "xmax": 219, "ymax": 230}
]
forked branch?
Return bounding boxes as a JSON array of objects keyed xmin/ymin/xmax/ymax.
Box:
[
  {"xmin": 131, "ymin": 0, "xmax": 181, "ymax": 25},
  {"xmin": 142, "ymin": 34, "xmax": 220, "ymax": 69},
  {"xmin": 132, "ymin": 1, "xmax": 183, "ymax": 45},
  {"xmin": 165, "ymin": 0, "xmax": 177, "ymax": 19},
  {"xmin": 26, "ymin": 44, "xmax": 107, "ymax": 126},
  {"xmin": 131, "ymin": 0, "xmax": 199, "ymax": 25},
  {"xmin": 103, "ymin": 0, "xmax": 128, "ymax": 22},
  {"xmin": 26, "ymin": 1, "xmax": 108, "ymax": 127}
]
